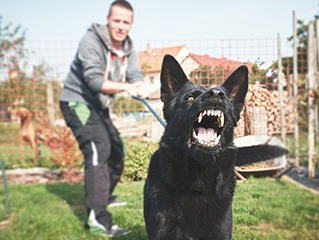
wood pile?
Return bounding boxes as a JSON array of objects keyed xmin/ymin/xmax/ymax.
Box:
[{"xmin": 235, "ymin": 83, "xmax": 294, "ymax": 137}]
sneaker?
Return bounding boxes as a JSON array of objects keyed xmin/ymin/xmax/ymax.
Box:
[
  {"xmin": 87, "ymin": 222, "xmax": 131, "ymax": 237},
  {"xmin": 107, "ymin": 224, "xmax": 131, "ymax": 237},
  {"xmin": 87, "ymin": 220, "xmax": 107, "ymax": 236},
  {"xmin": 86, "ymin": 211, "xmax": 130, "ymax": 237},
  {"xmin": 108, "ymin": 195, "xmax": 127, "ymax": 207}
]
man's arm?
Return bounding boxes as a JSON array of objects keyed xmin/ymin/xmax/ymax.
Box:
[
  {"xmin": 77, "ymin": 34, "xmax": 105, "ymax": 93},
  {"xmin": 100, "ymin": 80, "xmax": 130, "ymax": 94},
  {"xmin": 101, "ymin": 80, "xmax": 148, "ymax": 98}
]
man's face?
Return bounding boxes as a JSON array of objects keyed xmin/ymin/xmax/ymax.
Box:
[{"xmin": 107, "ymin": 6, "xmax": 133, "ymax": 46}]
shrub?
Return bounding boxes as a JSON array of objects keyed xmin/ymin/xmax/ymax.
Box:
[{"xmin": 122, "ymin": 139, "xmax": 158, "ymax": 182}]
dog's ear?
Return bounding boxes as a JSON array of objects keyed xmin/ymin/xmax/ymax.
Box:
[
  {"xmin": 160, "ymin": 54, "xmax": 189, "ymax": 104},
  {"xmin": 222, "ymin": 65, "xmax": 248, "ymax": 120}
]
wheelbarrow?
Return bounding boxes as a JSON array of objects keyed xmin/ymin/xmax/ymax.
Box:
[{"xmin": 234, "ymin": 135, "xmax": 287, "ymax": 178}]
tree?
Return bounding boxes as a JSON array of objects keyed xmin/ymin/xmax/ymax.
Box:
[
  {"xmin": 0, "ymin": 16, "xmax": 28, "ymax": 74},
  {"xmin": 0, "ymin": 16, "xmax": 50, "ymax": 110},
  {"xmin": 0, "ymin": 16, "xmax": 28, "ymax": 105},
  {"xmin": 285, "ymin": 19, "xmax": 308, "ymax": 75},
  {"xmin": 285, "ymin": 6, "xmax": 319, "ymax": 75}
]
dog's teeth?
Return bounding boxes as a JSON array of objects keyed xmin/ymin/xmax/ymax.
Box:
[
  {"xmin": 220, "ymin": 113, "xmax": 224, "ymax": 127},
  {"xmin": 216, "ymin": 135, "xmax": 221, "ymax": 143},
  {"xmin": 198, "ymin": 112, "xmax": 203, "ymax": 123},
  {"xmin": 207, "ymin": 110, "xmax": 211, "ymax": 116},
  {"xmin": 193, "ymin": 130, "xmax": 198, "ymax": 139},
  {"xmin": 203, "ymin": 110, "xmax": 207, "ymax": 117}
]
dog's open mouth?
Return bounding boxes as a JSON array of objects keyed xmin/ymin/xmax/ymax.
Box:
[{"xmin": 191, "ymin": 109, "xmax": 224, "ymax": 148}]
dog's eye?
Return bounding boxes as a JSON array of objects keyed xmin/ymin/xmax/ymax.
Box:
[{"xmin": 186, "ymin": 95, "xmax": 194, "ymax": 101}]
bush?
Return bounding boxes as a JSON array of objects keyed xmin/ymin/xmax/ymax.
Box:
[{"xmin": 122, "ymin": 139, "xmax": 158, "ymax": 182}]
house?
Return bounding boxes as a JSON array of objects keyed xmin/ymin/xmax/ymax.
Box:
[
  {"xmin": 188, "ymin": 54, "xmax": 254, "ymax": 86},
  {"xmin": 138, "ymin": 44, "xmax": 192, "ymax": 140},
  {"xmin": 137, "ymin": 45, "xmax": 253, "ymax": 141},
  {"xmin": 139, "ymin": 45, "xmax": 253, "ymax": 88},
  {"xmin": 190, "ymin": 54, "xmax": 253, "ymax": 72},
  {"xmin": 138, "ymin": 44, "xmax": 191, "ymax": 86}
]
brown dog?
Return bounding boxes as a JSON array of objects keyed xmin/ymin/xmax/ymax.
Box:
[
  {"xmin": 8, "ymin": 106, "xmax": 39, "ymax": 162},
  {"xmin": 16, "ymin": 107, "xmax": 37, "ymax": 149}
]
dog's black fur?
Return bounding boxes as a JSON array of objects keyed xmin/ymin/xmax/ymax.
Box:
[{"xmin": 143, "ymin": 55, "xmax": 288, "ymax": 240}]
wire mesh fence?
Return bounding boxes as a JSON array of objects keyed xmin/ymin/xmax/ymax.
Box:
[{"xmin": 0, "ymin": 38, "xmax": 304, "ymax": 167}]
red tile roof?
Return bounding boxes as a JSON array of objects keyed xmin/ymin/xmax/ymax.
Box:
[
  {"xmin": 190, "ymin": 54, "xmax": 253, "ymax": 73},
  {"xmin": 139, "ymin": 45, "xmax": 185, "ymax": 73}
]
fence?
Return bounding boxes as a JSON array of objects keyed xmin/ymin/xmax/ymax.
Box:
[{"xmin": 0, "ymin": 36, "xmax": 311, "ymax": 170}]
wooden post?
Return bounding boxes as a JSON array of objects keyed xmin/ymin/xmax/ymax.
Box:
[
  {"xmin": 307, "ymin": 22, "xmax": 317, "ymax": 179},
  {"xmin": 316, "ymin": 19, "xmax": 319, "ymax": 71},
  {"xmin": 246, "ymin": 107, "xmax": 267, "ymax": 135},
  {"xmin": 32, "ymin": 66, "xmax": 40, "ymax": 163},
  {"xmin": 46, "ymin": 81, "xmax": 55, "ymax": 124},
  {"xmin": 277, "ymin": 33, "xmax": 286, "ymax": 143},
  {"xmin": 315, "ymin": 19, "xmax": 319, "ymax": 143},
  {"xmin": 292, "ymin": 11, "xmax": 300, "ymax": 169}
]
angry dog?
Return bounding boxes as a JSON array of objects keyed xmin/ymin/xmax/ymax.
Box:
[{"xmin": 143, "ymin": 55, "xmax": 287, "ymax": 240}]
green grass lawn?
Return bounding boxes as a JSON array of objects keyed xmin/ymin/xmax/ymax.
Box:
[{"xmin": 0, "ymin": 178, "xmax": 319, "ymax": 240}]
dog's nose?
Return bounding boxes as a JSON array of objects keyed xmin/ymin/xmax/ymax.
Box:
[{"xmin": 202, "ymin": 88, "xmax": 225, "ymax": 101}]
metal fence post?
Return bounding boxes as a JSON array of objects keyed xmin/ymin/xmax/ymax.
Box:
[{"xmin": 0, "ymin": 160, "xmax": 11, "ymax": 214}]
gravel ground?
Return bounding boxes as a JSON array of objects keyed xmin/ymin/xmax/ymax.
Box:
[
  {"xmin": 0, "ymin": 167, "xmax": 83, "ymax": 184},
  {"xmin": 285, "ymin": 165, "xmax": 319, "ymax": 195}
]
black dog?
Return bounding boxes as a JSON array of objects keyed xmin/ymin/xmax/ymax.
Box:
[{"xmin": 143, "ymin": 55, "xmax": 287, "ymax": 240}]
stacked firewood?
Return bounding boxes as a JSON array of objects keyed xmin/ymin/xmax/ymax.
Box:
[{"xmin": 234, "ymin": 83, "xmax": 294, "ymax": 137}]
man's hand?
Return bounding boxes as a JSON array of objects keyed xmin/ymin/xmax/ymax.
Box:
[
  {"xmin": 101, "ymin": 80, "xmax": 149, "ymax": 98},
  {"xmin": 126, "ymin": 81, "xmax": 149, "ymax": 99}
]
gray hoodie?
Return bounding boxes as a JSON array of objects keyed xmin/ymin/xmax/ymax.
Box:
[{"xmin": 59, "ymin": 23, "xmax": 143, "ymax": 109}]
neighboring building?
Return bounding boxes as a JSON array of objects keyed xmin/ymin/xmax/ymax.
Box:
[
  {"xmin": 139, "ymin": 44, "xmax": 253, "ymax": 89},
  {"xmin": 190, "ymin": 54, "xmax": 253, "ymax": 72},
  {"xmin": 138, "ymin": 44, "xmax": 191, "ymax": 140},
  {"xmin": 138, "ymin": 44, "xmax": 191, "ymax": 87},
  {"xmin": 188, "ymin": 54, "xmax": 254, "ymax": 86},
  {"xmin": 137, "ymin": 45, "xmax": 254, "ymax": 140}
]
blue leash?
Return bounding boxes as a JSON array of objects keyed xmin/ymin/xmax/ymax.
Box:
[{"xmin": 132, "ymin": 96, "xmax": 167, "ymax": 128}]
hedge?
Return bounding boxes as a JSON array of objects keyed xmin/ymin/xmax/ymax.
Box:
[{"xmin": 122, "ymin": 139, "xmax": 158, "ymax": 182}]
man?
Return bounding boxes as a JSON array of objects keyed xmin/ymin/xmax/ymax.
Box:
[{"xmin": 59, "ymin": 0, "xmax": 147, "ymax": 237}]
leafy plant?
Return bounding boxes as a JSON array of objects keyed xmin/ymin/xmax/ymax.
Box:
[{"xmin": 122, "ymin": 139, "xmax": 157, "ymax": 182}]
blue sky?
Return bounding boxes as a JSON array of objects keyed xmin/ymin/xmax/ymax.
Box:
[
  {"xmin": 1, "ymin": 0, "xmax": 317, "ymax": 41},
  {"xmin": 0, "ymin": 0, "xmax": 318, "ymax": 79}
]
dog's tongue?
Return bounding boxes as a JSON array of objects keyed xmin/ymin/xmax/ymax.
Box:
[{"xmin": 197, "ymin": 127, "xmax": 220, "ymax": 146}]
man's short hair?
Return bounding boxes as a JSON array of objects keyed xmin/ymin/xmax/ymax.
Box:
[{"xmin": 108, "ymin": 0, "xmax": 134, "ymax": 17}]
